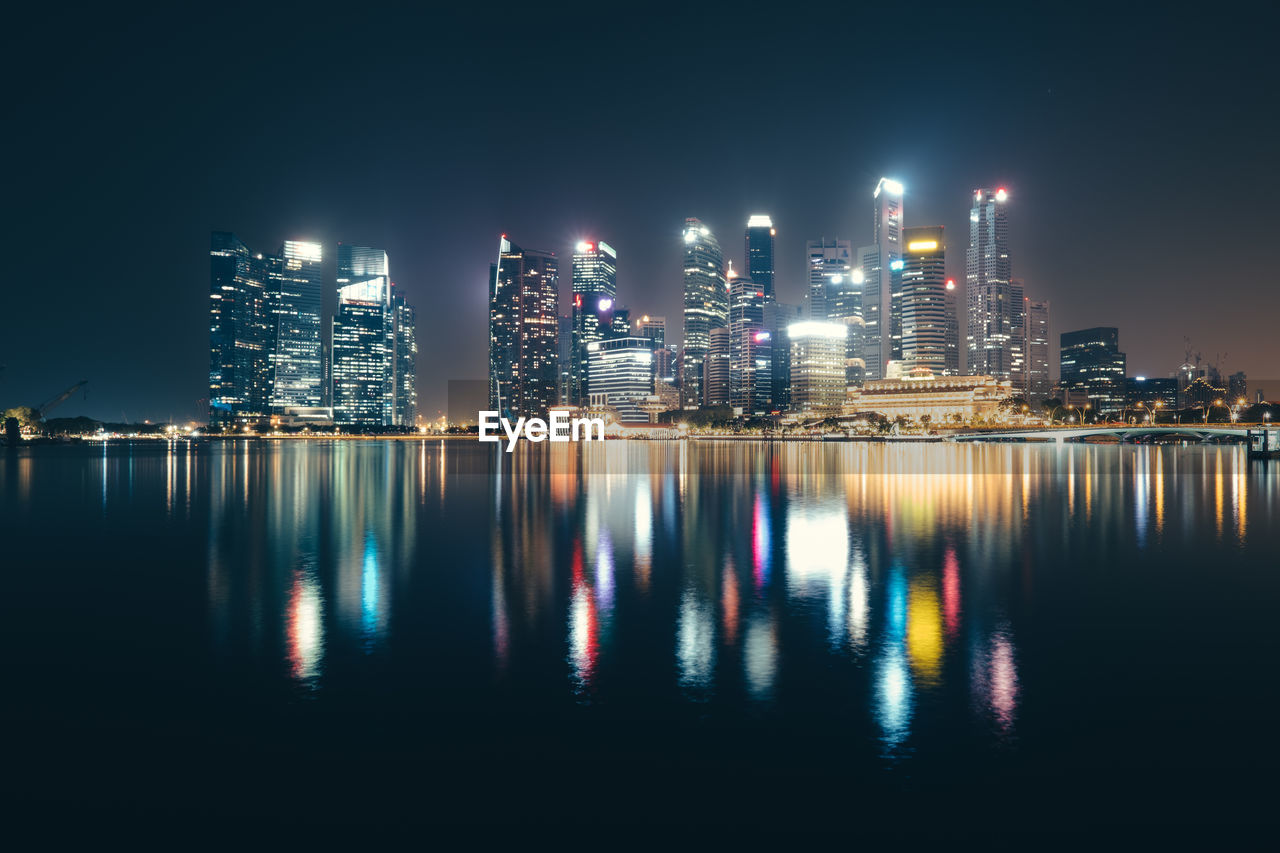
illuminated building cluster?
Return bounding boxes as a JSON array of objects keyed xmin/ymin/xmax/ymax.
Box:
[{"xmin": 209, "ymin": 233, "xmax": 416, "ymax": 430}]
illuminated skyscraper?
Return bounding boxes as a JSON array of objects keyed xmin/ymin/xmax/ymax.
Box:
[
  {"xmin": 635, "ymin": 315, "xmax": 665, "ymax": 349},
  {"xmin": 859, "ymin": 177, "xmax": 903, "ymax": 381},
  {"xmin": 570, "ymin": 240, "xmax": 617, "ymax": 404},
  {"xmin": 788, "ymin": 321, "xmax": 848, "ymax": 416},
  {"xmin": 681, "ymin": 218, "xmax": 727, "ymax": 408},
  {"xmin": 332, "ymin": 246, "xmax": 402, "ymax": 428},
  {"xmin": 489, "ymin": 236, "xmax": 559, "ymax": 418},
  {"xmin": 966, "ymin": 187, "xmax": 1023, "ymax": 380},
  {"xmin": 765, "ymin": 301, "xmax": 800, "ymax": 409},
  {"xmin": 588, "ymin": 337, "xmax": 654, "ymax": 423},
  {"xmin": 704, "ymin": 326, "xmax": 732, "ymax": 407},
  {"xmin": 1024, "ymin": 298, "xmax": 1050, "ymax": 402},
  {"xmin": 729, "ymin": 274, "xmax": 771, "ymax": 414},
  {"xmin": 268, "ymin": 240, "xmax": 325, "ymax": 411},
  {"xmin": 809, "ymin": 238, "xmax": 863, "ymax": 385},
  {"xmin": 391, "ymin": 285, "xmax": 417, "ymax": 426},
  {"xmin": 1060, "ymin": 327, "xmax": 1126, "ymax": 414},
  {"xmin": 208, "ymin": 232, "xmax": 272, "ymax": 425},
  {"xmin": 899, "ymin": 226, "xmax": 948, "ymax": 374},
  {"xmin": 944, "ymin": 277, "xmax": 960, "ymax": 375},
  {"xmin": 745, "ymin": 215, "xmax": 775, "ymax": 300}
]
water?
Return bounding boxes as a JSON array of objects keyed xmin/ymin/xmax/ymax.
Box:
[{"xmin": 3, "ymin": 439, "xmax": 1278, "ymax": 837}]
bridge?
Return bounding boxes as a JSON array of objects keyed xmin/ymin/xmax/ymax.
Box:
[{"xmin": 948, "ymin": 426, "xmax": 1264, "ymax": 444}]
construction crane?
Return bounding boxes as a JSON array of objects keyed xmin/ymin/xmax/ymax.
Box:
[{"xmin": 38, "ymin": 380, "xmax": 89, "ymax": 419}]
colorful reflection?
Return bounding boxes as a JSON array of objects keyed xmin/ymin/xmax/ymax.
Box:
[{"xmin": 180, "ymin": 439, "xmax": 1280, "ymax": 763}]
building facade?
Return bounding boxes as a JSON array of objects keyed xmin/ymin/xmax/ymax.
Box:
[
  {"xmin": 489, "ymin": 236, "xmax": 559, "ymax": 418},
  {"xmin": 209, "ymin": 232, "xmax": 272, "ymax": 425},
  {"xmin": 391, "ymin": 285, "xmax": 417, "ymax": 426},
  {"xmin": 681, "ymin": 218, "xmax": 727, "ymax": 408},
  {"xmin": 847, "ymin": 369, "xmax": 1013, "ymax": 423},
  {"xmin": 966, "ymin": 188, "xmax": 1023, "ymax": 382},
  {"xmin": 898, "ymin": 226, "xmax": 948, "ymax": 374},
  {"xmin": 268, "ymin": 240, "xmax": 325, "ymax": 412},
  {"xmin": 570, "ymin": 240, "xmax": 617, "ymax": 405},
  {"xmin": 588, "ymin": 337, "xmax": 654, "ymax": 423},
  {"xmin": 1060, "ymin": 327, "xmax": 1126, "ymax": 414},
  {"xmin": 703, "ymin": 326, "xmax": 732, "ymax": 408},
  {"xmin": 729, "ymin": 275, "xmax": 771, "ymax": 415},
  {"xmin": 788, "ymin": 321, "xmax": 847, "ymax": 416},
  {"xmin": 1024, "ymin": 298, "xmax": 1050, "ymax": 402},
  {"xmin": 745, "ymin": 215, "xmax": 775, "ymax": 300},
  {"xmin": 859, "ymin": 178, "xmax": 903, "ymax": 381}
]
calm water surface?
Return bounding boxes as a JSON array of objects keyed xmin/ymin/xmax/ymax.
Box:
[{"xmin": 3, "ymin": 440, "xmax": 1278, "ymax": 837}]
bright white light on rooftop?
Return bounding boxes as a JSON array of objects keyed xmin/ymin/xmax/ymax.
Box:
[
  {"xmin": 788, "ymin": 321, "xmax": 847, "ymax": 340},
  {"xmin": 747, "ymin": 214, "xmax": 773, "ymax": 228}
]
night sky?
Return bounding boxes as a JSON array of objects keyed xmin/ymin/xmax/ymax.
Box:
[{"xmin": 6, "ymin": 2, "xmax": 1277, "ymax": 422}]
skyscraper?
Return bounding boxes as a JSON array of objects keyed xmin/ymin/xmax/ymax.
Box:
[
  {"xmin": 966, "ymin": 187, "xmax": 1023, "ymax": 380},
  {"xmin": 810, "ymin": 238, "xmax": 863, "ymax": 386},
  {"xmin": 570, "ymin": 240, "xmax": 617, "ymax": 404},
  {"xmin": 681, "ymin": 218, "xmax": 727, "ymax": 408},
  {"xmin": 788, "ymin": 321, "xmax": 848, "ymax": 416},
  {"xmin": 587, "ymin": 337, "xmax": 654, "ymax": 423},
  {"xmin": 858, "ymin": 177, "xmax": 903, "ymax": 381},
  {"xmin": 729, "ymin": 274, "xmax": 771, "ymax": 415},
  {"xmin": 944, "ymin": 277, "xmax": 960, "ymax": 375},
  {"xmin": 1060, "ymin": 327, "xmax": 1126, "ymax": 414},
  {"xmin": 332, "ymin": 280, "xmax": 392, "ymax": 427},
  {"xmin": 745, "ymin": 215, "xmax": 775, "ymax": 300},
  {"xmin": 391, "ymin": 285, "xmax": 417, "ymax": 426},
  {"xmin": 764, "ymin": 301, "xmax": 800, "ymax": 410},
  {"xmin": 898, "ymin": 226, "xmax": 948, "ymax": 374},
  {"xmin": 489, "ymin": 236, "xmax": 559, "ymax": 418},
  {"xmin": 1024, "ymin": 298, "xmax": 1050, "ymax": 402},
  {"xmin": 209, "ymin": 232, "xmax": 271, "ymax": 425},
  {"xmin": 268, "ymin": 240, "xmax": 325, "ymax": 412},
  {"xmin": 704, "ymin": 327, "xmax": 732, "ymax": 407},
  {"xmin": 635, "ymin": 315, "xmax": 666, "ymax": 350}
]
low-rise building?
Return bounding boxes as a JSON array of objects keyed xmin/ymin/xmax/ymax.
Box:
[{"xmin": 845, "ymin": 367, "xmax": 1012, "ymax": 423}]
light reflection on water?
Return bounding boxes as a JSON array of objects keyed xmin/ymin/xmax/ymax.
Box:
[{"xmin": 18, "ymin": 438, "xmax": 1277, "ymax": 759}]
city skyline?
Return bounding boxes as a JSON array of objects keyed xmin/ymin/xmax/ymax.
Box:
[{"xmin": 5, "ymin": 4, "xmax": 1278, "ymax": 422}]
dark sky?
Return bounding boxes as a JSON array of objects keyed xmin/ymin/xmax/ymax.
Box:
[{"xmin": 6, "ymin": 2, "xmax": 1278, "ymax": 422}]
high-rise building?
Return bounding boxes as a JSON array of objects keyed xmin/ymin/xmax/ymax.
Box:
[
  {"xmin": 332, "ymin": 277, "xmax": 392, "ymax": 427},
  {"xmin": 1060, "ymin": 327, "xmax": 1126, "ymax": 414},
  {"xmin": 489, "ymin": 236, "xmax": 559, "ymax": 418},
  {"xmin": 788, "ymin": 321, "xmax": 848, "ymax": 416},
  {"xmin": 331, "ymin": 245, "xmax": 408, "ymax": 428},
  {"xmin": 610, "ymin": 306, "xmax": 631, "ymax": 338},
  {"xmin": 811, "ymin": 238, "xmax": 864, "ymax": 386},
  {"xmin": 391, "ymin": 285, "xmax": 417, "ymax": 426},
  {"xmin": 557, "ymin": 314, "xmax": 573, "ymax": 405},
  {"xmin": 570, "ymin": 240, "xmax": 617, "ymax": 405},
  {"xmin": 729, "ymin": 274, "xmax": 771, "ymax": 415},
  {"xmin": 703, "ymin": 327, "xmax": 732, "ymax": 407},
  {"xmin": 943, "ymin": 277, "xmax": 960, "ymax": 375},
  {"xmin": 681, "ymin": 218, "xmax": 727, "ymax": 408},
  {"xmin": 635, "ymin": 315, "xmax": 665, "ymax": 350},
  {"xmin": 745, "ymin": 215, "xmax": 775, "ymax": 300},
  {"xmin": 268, "ymin": 240, "xmax": 325, "ymax": 412},
  {"xmin": 1024, "ymin": 298, "xmax": 1050, "ymax": 402},
  {"xmin": 587, "ymin": 337, "xmax": 654, "ymax": 423},
  {"xmin": 898, "ymin": 226, "xmax": 948, "ymax": 374},
  {"xmin": 209, "ymin": 232, "xmax": 272, "ymax": 425},
  {"xmin": 764, "ymin": 301, "xmax": 801, "ymax": 410},
  {"xmin": 859, "ymin": 178, "xmax": 903, "ymax": 381},
  {"xmin": 966, "ymin": 187, "xmax": 1023, "ymax": 381}
]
